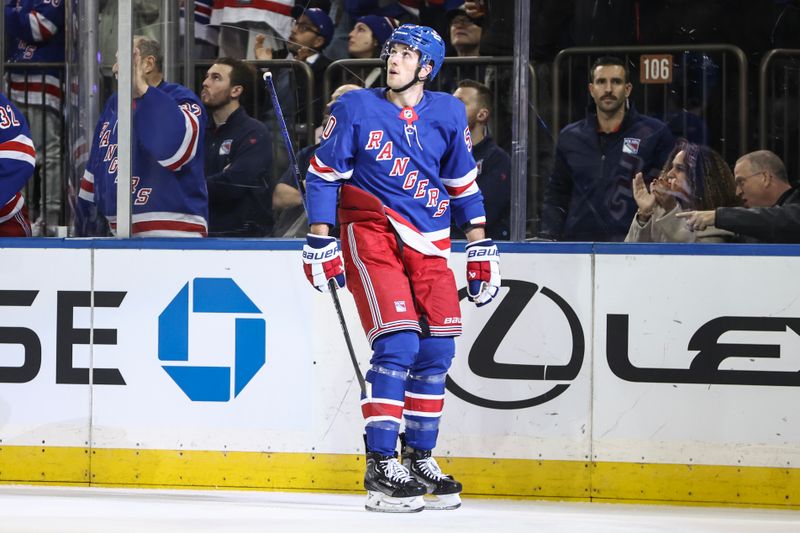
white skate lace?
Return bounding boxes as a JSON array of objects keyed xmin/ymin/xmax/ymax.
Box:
[
  {"xmin": 381, "ymin": 458, "xmax": 414, "ymax": 483},
  {"xmin": 416, "ymin": 456, "xmax": 445, "ymax": 481}
]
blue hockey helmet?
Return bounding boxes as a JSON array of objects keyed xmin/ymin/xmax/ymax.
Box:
[{"xmin": 380, "ymin": 24, "xmax": 445, "ymax": 80}]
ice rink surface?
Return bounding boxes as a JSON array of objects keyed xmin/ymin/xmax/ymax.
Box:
[{"xmin": 0, "ymin": 486, "xmax": 798, "ymax": 533}]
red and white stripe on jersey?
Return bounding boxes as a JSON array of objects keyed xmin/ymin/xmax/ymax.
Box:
[
  {"xmin": 308, "ymin": 154, "xmax": 353, "ymax": 182},
  {"xmin": 346, "ymin": 223, "xmax": 422, "ymax": 345},
  {"xmin": 403, "ymin": 391, "xmax": 444, "ymax": 418},
  {"xmin": 78, "ymin": 170, "xmax": 94, "ymax": 203},
  {"xmin": 158, "ymin": 106, "xmax": 200, "ymax": 171},
  {"xmin": 442, "ymin": 167, "xmax": 479, "ymax": 199},
  {"xmin": 0, "ymin": 134, "xmax": 36, "ymax": 167},
  {"xmin": 211, "ymin": 0, "xmax": 293, "ymax": 38},
  {"xmin": 28, "ymin": 9, "xmax": 58, "ymax": 41},
  {"xmin": 107, "ymin": 212, "xmax": 208, "ymax": 238},
  {"xmin": 361, "ymin": 396, "xmax": 404, "ymax": 425},
  {"xmin": 0, "ymin": 192, "xmax": 25, "ymax": 224},
  {"xmin": 385, "ymin": 206, "xmax": 450, "ymax": 259},
  {"xmin": 8, "ymin": 74, "xmax": 63, "ymax": 110}
]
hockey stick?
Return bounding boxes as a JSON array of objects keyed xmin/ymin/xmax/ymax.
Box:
[{"xmin": 263, "ymin": 72, "xmax": 367, "ymax": 396}]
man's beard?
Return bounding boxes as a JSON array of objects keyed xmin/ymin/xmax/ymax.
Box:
[{"xmin": 204, "ymin": 95, "xmax": 232, "ymax": 111}]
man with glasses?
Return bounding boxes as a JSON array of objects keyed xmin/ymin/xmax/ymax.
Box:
[
  {"xmin": 255, "ymin": 7, "xmax": 334, "ymax": 130},
  {"xmin": 679, "ymin": 150, "xmax": 800, "ymax": 242}
]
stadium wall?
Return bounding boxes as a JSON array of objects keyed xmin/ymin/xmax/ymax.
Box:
[{"xmin": 0, "ymin": 239, "xmax": 797, "ymax": 508}]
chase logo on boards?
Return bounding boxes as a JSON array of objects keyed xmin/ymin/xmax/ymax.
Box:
[
  {"xmin": 447, "ymin": 280, "xmax": 585, "ymax": 409},
  {"xmin": 158, "ymin": 278, "xmax": 265, "ymax": 402}
]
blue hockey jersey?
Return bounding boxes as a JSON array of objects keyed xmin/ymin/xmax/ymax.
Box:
[
  {"xmin": 77, "ymin": 81, "xmax": 208, "ymax": 237},
  {"xmin": 5, "ymin": 0, "xmax": 65, "ymax": 110},
  {"xmin": 0, "ymin": 92, "xmax": 35, "ymax": 222},
  {"xmin": 306, "ymin": 88, "xmax": 484, "ymax": 257}
]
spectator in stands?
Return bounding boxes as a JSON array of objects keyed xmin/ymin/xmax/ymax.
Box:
[
  {"xmin": 5, "ymin": 0, "xmax": 65, "ymax": 236},
  {"xmin": 340, "ymin": 15, "xmax": 398, "ymax": 88},
  {"xmin": 626, "ymin": 140, "xmax": 738, "ymax": 243},
  {"xmin": 326, "ymin": 0, "xmax": 420, "ymax": 61},
  {"xmin": 202, "ymin": 58, "xmax": 273, "ymax": 237},
  {"xmin": 271, "ymin": 83, "xmax": 361, "ymax": 237},
  {"xmin": 539, "ymin": 56, "xmax": 675, "ymax": 242},
  {"xmin": 678, "ymin": 150, "xmax": 800, "ymax": 243},
  {"xmin": 453, "ymin": 80, "xmax": 510, "ymax": 240},
  {"xmin": 210, "ymin": 0, "xmax": 293, "ymax": 59},
  {"xmin": 180, "ymin": 0, "xmax": 219, "ymax": 60},
  {"xmin": 0, "ymin": 90, "xmax": 36, "ymax": 237},
  {"xmin": 76, "ymin": 37, "xmax": 208, "ymax": 238},
  {"xmin": 448, "ymin": 7, "xmax": 481, "ymax": 57},
  {"xmin": 254, "ymin": 7, "xmax": 335, "ymax": 129}
]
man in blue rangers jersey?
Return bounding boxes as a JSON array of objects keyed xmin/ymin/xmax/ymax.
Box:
[
  {"xmin": 5, "ymin": 0, "xmax": 65, "ymax": 235},
  {"xmin": 0, "ymin": 90, "xmax": 36, "ymax": 236},
  {"xmin": 303, "ymin": 24, "xmax": 501, "ymax": 513},
  {"xmin": 76, "ymin": 37, "xmax": 208, "ymax": 237}
]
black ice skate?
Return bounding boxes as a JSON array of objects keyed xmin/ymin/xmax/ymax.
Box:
[
  {"xmin": 364, "ymin": 452, "xmax": 426, "ymax": 513},
  {"xmin": 401, "ymin": 441, "xmax": 463, "ymax": 510}
]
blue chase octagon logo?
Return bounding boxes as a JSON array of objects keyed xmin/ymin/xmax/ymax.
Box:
[{"xmin": 158, "ymin": 278, "xmax": 265, "ymax": 402}]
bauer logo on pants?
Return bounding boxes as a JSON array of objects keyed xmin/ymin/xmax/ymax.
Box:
[{"xmin": 157, "ymin": 277, "xmax": 266, "ymax": 402}]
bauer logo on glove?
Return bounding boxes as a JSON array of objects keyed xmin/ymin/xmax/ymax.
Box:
[
  {"xmin": 465, "ymin": 238, "xmax": 500, "ymax": 307},
  {"xmin": 302, "ymin": 234, "xmax": 346, "ymax": 292}
]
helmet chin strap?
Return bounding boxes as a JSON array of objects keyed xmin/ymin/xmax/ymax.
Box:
[{"xmin": 388, "ymin": 65, "xmax": 425, "ymax": 94}]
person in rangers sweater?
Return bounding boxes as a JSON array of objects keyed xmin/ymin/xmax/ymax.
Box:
[
  {"xmin": 0, "ymin": 90, "xmax": 36, "ymax": 236},
  {"xmin": 76, "ymin": 37, "xmax": 208, "ymax": 238},
  {"xmin": 302, "ymin": 24, "xmax": 501, "ymax": 513},
  {"xmin": 5, "ymin": 0, "xmax": 65, "ymax": 235}
]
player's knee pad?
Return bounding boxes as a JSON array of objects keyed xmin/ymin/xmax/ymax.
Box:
[
  {"xmin": 403, "ymin": 370, "xmax": 447, "ymax": 451},
  {"xmin": 363, "ymin": 364, "xmax": 408, "ymax": 456},
  {"xmin": 370, "ymin": 330, "xmax": 419, "ymax": 370},
  {"xmin": 413, "ymin": 336, "xmax": 455, "ymax": 376}
]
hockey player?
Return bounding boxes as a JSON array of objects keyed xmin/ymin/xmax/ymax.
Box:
[
  {"xmin": 0, "ymin": 91, "xmax": 36, "ymax": 236},
  {"xmin": 76, "ymin": 37, "xmax": 208, "ymax": 237},
  {"xmin": 302, "ymin": 24, "xmax": 501, "ymax": 513}
]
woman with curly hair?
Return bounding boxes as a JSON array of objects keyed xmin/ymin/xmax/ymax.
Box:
[{"xmin": 625, "ymin": 139, "xmax": 740, "ymax": 242}]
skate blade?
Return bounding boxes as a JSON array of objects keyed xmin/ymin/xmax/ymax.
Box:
[
  {"xmin": 365, "ymin": 491, "xmax": 425, "ymax": 513},
  {"xmin": 423, "ymin": 492, "xmax": 461, "ymax": 510}
]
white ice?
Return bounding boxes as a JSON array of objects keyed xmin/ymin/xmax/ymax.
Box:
[{"xmin": 0, "ymin": 485, "xmax": 797, "ymax": 533}]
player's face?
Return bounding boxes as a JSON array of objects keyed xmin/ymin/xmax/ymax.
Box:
[
  {"xmin": 385, "ymin": 43, "xmax": 424, "ymax": 89},
  {"xmin": 348, "ymin": 23, "xmax": 376, "ymax": 58},
  {"xmin": 454, "ymin": 86, "xmax": 480, "ymax": 128},
  {"xmin": 589, "ymin": 65, "xmax": 631, "ymax": 115},
  {"xmin": 200, "ymin": 64, "xmax": 235, "ymax": 109},
  {"xmin": 449, "ymin": 14, "xmax": 481, "ymax": 51}
]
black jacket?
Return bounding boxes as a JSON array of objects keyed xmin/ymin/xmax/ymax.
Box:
[
  {"xmin": 204, "ymin": 106, "xmax": 273, "ymax": 236},
  {"xmin": 715, "ymin": 187, "xmax": 800, "ymax": 243}
]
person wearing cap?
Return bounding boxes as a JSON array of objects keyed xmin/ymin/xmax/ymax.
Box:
[
  {"xmin": 447, "ymin": 7, "xmax": 481, "ymax": 57},
  {"xmin": 344, "ymin": 15, "xmax": 399, "ymax": 87},
  {"xmin": 255, "ymin": 7, "xmax": 334, "ymax": 131}
]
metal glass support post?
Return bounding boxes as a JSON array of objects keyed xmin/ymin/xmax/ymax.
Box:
[
  {"xmin": 510, "ymin": 0, "xmax": 530, "ymax": 241},
  {"xmin": 184, "ymin": 0, "xmax": 196, "ymax": 90},
  {"xmin": 116, "ymin": 0, "xmax": 133, "ymax": 238},
  {"xmin": 161, "ymin": 0, "xmax": 179, "ymax": 82}
]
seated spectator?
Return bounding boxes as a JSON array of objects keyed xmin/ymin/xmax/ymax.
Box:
[
  {"xmin": 0, "ymin": 90, "xmax": 36, "ymax": 237},
  {"xmin": 626, "ymin": 140, "xmax": 739, "ymax": 243},
  {"xmin": 76, "ymin": 37, "xmax": 208, "ymax": 238},
  {"xmin": 272, "ymin": 83, "xmax": 361, "ymax": 237},
  {"xmin": 341, "ymin": 15, "xmax": 398, "ymax": 87},
  {"xmin": 453, "ymin": 80, "xmax": 511, "ymax": 240},
  {"xmin": 180, "ymin": 0, "xmax": 219, "ymax": 60},
  {"xmin": 202, "ymin": 58, "xmax": 273, "ymax": 237},
  {"xmin": 448, "ymin": 6, "xmax": 481, "ymax": 57},
  {"xmin": 539, "ymin": 56, "xmax": 675, "ymax": 242},
  {"xmin": 678, "ymin": 150, "xmax": 800, "ymax": 243},
  {"xmin": 254, "ymin": 7, "xmax": 335, "ymax": 131},
  {"xmin": 210, "ymin": 0, "xmax": 293, "ymax": 59}
]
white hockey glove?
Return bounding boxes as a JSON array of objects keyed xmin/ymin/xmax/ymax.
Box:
[
  {"xmin": 302, "ymin": 234, "xmax": 346, "ymax": 292},
  {"xmin": 465, "ymin": 238, "xmax": 500, "ymax": 307}
]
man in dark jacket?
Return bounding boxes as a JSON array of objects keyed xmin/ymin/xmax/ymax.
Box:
[
  {"xmin": 678, "ymin": 150, "xmax": 800, "ymax": 243},
  {"xmin": 539, "ymin": 56, "xmax": 675, "ymax": 241},
  {"xmin": 202, "ymin": 57, "xmax": 273, "ymax": 236}
]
